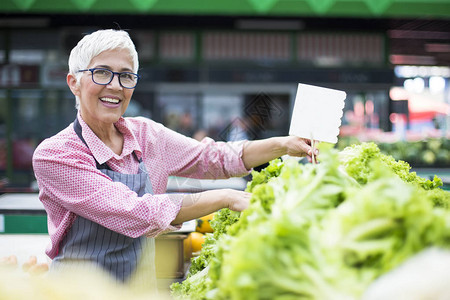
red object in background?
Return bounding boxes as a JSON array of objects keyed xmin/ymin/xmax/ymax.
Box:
[
  {"xmin": 391, "ymin": 86, "xmax": 450, "ymax": 122},
  {"xmin": 13, "ymin": 140, "xmax": 34, "ymax": 170},
  {"xmin": 0, "ymin": 65, "xmax": 40, "ymax": 87},
  {"xmin": 408, "ymin": 96, "xmax": 450, "ymax": 121},
  {"xmin": 0, "ymin": 140, "xmax": 6, "ymax": 170}
]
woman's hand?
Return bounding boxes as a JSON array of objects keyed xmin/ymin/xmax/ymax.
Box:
[
  {"xmin": 283, "ymin": 136, "xmax": 319, "ymax": 163},
  {"xmin": 171, "ymin": 189, "xmax": 251, "ymax": 225},
  {"xmin": 221, "ymin": 189, "xmax": 251, "ymax": 212},
  {"xmin": 242, "ymin": 136, "xmax": 318, "ymax": 169}
]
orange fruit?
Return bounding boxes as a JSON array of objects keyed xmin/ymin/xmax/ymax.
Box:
[
  {"xmin": 196, "ymin": 213, "xmax": 215, "ymax": 233},
  {"xmin": 22, "ymin": 255, "xmax": 37, "ymax": 271},
  {"xmin": 190, "ymin": 232, "xmax": 205, "ymax": 253},
  {"xmin": 0, "ymin": 255, "xmax": 17, "ymax": 268},
  {"xmin": 28, "ymin": 263, "xmax": 49, "ymax": 276}
]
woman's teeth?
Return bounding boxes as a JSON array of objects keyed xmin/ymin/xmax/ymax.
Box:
[{"xmin": 100, "ymin": 97, "xmax": 120, "ymax": 104}]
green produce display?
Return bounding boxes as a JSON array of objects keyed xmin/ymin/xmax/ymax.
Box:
[
  {"xmin": 337, "ymin": 137, "xmax": 450, "ymax": 168},
  {"xmin": 171, "ymin": 143, "xmax": 450, "ymax": 300}
]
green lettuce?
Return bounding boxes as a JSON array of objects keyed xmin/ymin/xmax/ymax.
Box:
[
  {"xmin": 339, "ymin": 142, "xmax": 449, "ymax": 208},
  {"xmin": 172, "ymin": 143, "xmax": 450, "ymax": 300}
]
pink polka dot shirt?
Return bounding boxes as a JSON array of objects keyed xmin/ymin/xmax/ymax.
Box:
[{"xmin": 32, "ymin": 113, "xmax": 249, "ymax": 259}]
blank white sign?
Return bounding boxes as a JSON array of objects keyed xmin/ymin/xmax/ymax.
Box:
[{"xmin": 289, "ymin": 83, "xmax": 346, "ymax": 144}]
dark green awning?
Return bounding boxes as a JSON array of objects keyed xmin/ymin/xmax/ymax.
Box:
[{"xmin": 1, "ymin": 0, "xmax": 450, "ymax": 18}]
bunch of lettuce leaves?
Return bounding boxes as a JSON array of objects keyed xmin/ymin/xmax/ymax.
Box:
[
  {"xmin": 170, "ymin": 159, "xmax": 284, "ymax": 299},
  {"xmin": 171, "ymin": 142, "xmax": 450, "ymax": 300},
  {"xmin": 339, "ymin": 142, "xmax": 449, "ymax": 208}
]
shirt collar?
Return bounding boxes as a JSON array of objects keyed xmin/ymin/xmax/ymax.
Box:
[{"xmin": 77, "ymin": 112, "xmax": 143, "ymax": 165}]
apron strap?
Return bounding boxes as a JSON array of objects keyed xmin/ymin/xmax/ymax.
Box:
[
  {"xmin": 73, "ymin": 117, "xmax": 142, "ymax": 169},
  {"xmin": 73, "ymin": 117, "xmax": 111, "ymax": 170}
]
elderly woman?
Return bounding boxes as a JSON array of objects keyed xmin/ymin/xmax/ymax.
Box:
[{"xmin": 32, "ymin": 29, "xmax": 316, "ymax": 285}]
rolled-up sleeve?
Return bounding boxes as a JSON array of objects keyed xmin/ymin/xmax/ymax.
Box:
[{"xmin": 152, "ymin": 125, "xmax": 250, "ymax": 179}]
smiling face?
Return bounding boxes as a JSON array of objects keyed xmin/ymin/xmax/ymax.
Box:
[{"xmin": 67, "ymin": 49, "xmax": 135, "ymax": 129}]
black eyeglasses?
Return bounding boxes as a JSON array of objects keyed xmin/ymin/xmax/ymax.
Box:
[{"xmin": 77, "ymin": 68, "xmax": 140, "ymax": 89}]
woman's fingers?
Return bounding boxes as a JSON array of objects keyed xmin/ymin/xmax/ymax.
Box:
[{"xmin": 227, "ymin": 190, "xmax": 251, "ymax": 212}]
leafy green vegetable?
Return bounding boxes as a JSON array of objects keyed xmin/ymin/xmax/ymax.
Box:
[
  {"xmin": 171, "ymin": 159, "xmax": 285, "ymax": 298},
  {"xmin": 171, "ymin": 266, "xmax": 211, "ymax": 300},
  {"xmin": 172, "ymin": 143, "xmax": 450, "ymax": 300},
  {"xmin": 339, "ymin": 142, "xmax": 449, "ymax": 208},
  {"xmin": 337, "ymin": 137, "xmax": 450, "ymax": 168}
]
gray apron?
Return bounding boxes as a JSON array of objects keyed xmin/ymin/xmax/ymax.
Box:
[{"xmin": 50, "ymin": 117, "xmax": 156, "ymax": 285}]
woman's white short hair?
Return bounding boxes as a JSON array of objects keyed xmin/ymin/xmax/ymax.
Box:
[{"xmin": 68, "ymin": 29, "xmax": 139, "ymax": 109}]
